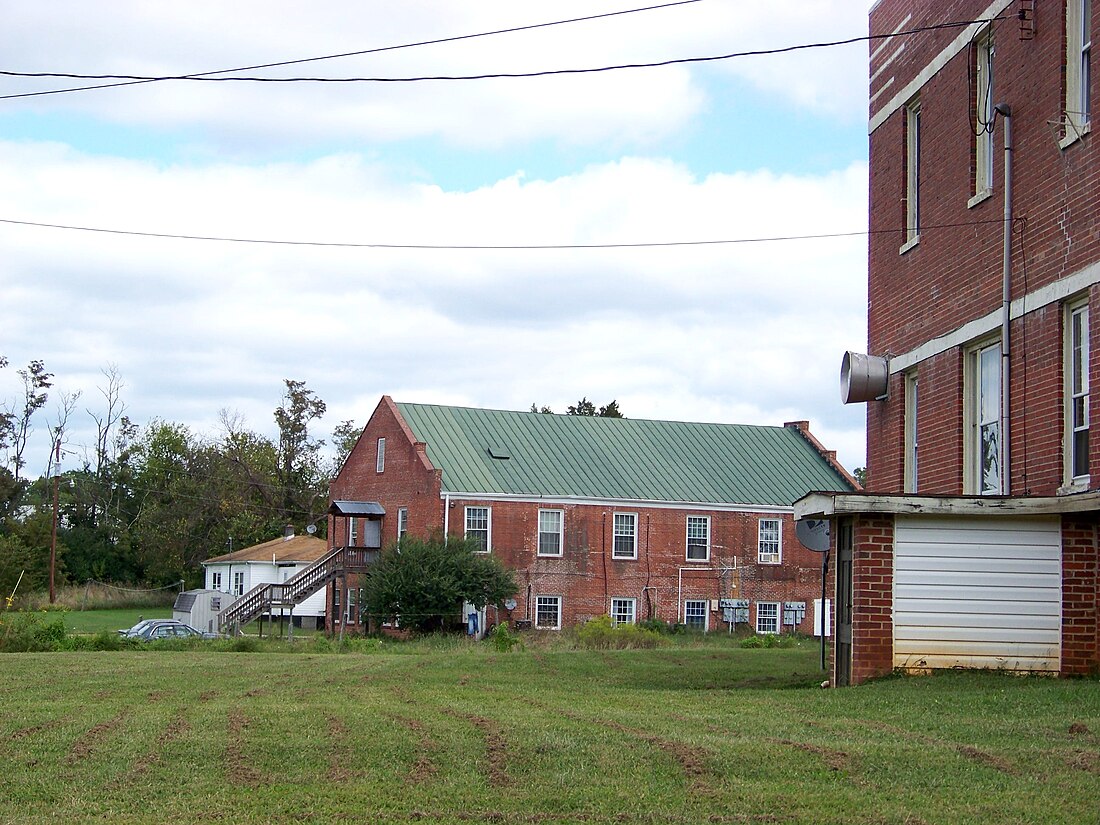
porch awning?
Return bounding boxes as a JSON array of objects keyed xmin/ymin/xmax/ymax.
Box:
[{"xmin": 328, "ymin": 500, "xmax": 386, "ymax": 518}]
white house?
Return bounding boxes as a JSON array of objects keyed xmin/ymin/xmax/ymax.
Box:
[{"xmin": 202, "ymin": 527, "xmax": 330, "ymax": 630}]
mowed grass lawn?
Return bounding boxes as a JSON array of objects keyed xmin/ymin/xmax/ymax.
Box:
[{"xmin": 1, "ymin": 641, "xmax": 1097, "ymax": 825}]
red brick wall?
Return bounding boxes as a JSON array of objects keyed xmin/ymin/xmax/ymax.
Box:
[
  {"xmin": 444, "ymin": 500, "xmax": 824, "ymax": 632},
  {"xmin": 1062, "ymin": 514, "xmax": 1100, "ymax": 674},
  {"xmin": 867, "ymin": 0, "xmax": 1100, "ymax": 496},
  {"xmin": 848, "ymin": 515, "xmax": 896, "ymax": 685},
  {"xmin": 327, "ymin": 398, "xmax": 828, "ymax": 634}
]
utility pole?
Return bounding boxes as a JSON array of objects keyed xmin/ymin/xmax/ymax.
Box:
[{"xmin": 49, "ymin": 440, "xmax": 61, "ymax": 604}]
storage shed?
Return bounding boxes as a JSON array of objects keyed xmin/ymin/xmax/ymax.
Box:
[{"xmin": 173, "ymin": 589, "xmax": 233, "ymax": 634}]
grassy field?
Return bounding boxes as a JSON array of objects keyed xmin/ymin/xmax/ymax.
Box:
[{"xmin": 0, "ymin": 640, "xmax": 1097, "ymax": 825}]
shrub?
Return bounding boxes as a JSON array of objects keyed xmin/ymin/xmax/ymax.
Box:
[
  {"xmin": 0, "ymin": 611, "xmax": 68, "ymax": 652},
  {"xmin": 488, "ymin": 622, "xmax": 523, "ymax": 653},
  {"xmin": 739, "ymin": 633, "xmax": 796, "ymax": 649},
  {"xmin": 575, "ymin": 615, "xmax": 666, "ymax": 650}
]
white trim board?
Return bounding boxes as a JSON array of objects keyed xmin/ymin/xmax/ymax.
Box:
[
  {"xmin": 440, "ymin": 490, "xmax": 793, "ymax": 515},
  {"xmin": 869, "ymin": 0, "xmax": 1013, "ymax": 134},
  {"xmin": 888, "ymin": 259, "xmax": 1100, "ymax": 375}
]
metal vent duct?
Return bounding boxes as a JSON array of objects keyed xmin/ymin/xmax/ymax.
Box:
[{"xmin": 840, "ymin": 351, "xmax": 889, "ymax": 404}]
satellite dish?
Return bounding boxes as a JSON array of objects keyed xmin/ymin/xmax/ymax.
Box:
[
  {"xmin": 795, "ymin": 518, "xmax": 830, "ymax": 553},
  {"xmin": 504, "ymin": 598, "xmax": 517, "ymax": 611},
  {"xmin": 306, "ymin": 524, "xmax": 317, "ymax": 535}
]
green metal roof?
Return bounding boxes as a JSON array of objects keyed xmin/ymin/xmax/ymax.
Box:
[{"xmin": 395, "ymin": 402, "xmax": 855, "ymax": 508}]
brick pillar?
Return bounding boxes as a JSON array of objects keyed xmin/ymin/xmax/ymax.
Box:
[
  {"xmin": 1061, "ymin": 515, "xmax": 1099, "ymax": 675},
  {"xmin": 851, "ymin": 515, "xmax": 895, "ymax": 684}
]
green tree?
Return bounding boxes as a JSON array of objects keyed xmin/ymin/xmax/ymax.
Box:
[
  {"xmin": 566, "ymin": 398, "xmax": 625, "ymax": 418},
  {"xmin": 273, "ymin": 379, "xmax": 327, "ymax": 523},
  {"xmin": 361, "ymin": 535, "xmax": 518, "ymax": 632},
  {"xmin": 330, "ymin": 419, "xmax": 362, "ymax": 476}
]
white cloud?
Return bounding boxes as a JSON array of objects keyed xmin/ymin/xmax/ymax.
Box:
[
  {"xmin": 1, "ymin": 1, "xmax": 873, "ymax": 149},
  {"xmin": 0, "ymin": 141, "xmax": 867, "ymax": 473}
]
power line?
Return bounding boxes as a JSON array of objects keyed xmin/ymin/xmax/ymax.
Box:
[
  {"xmin": 0, "ymin": 215, "xmax": 1008, "ymax": 250},
  {"xmin": 1, "ymin": 15, "xmax": 1008, "ymax": 100},
  {"xmin": 0, "ymin": 0, "xmax": 701, "ymax": 101}
]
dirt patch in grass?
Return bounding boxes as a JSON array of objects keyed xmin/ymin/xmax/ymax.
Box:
[
  {"xmin": 1066, "ymin": 750, "xmax": 1100, "ymax": 774},
  {"xmin": 444, "ymin": 710, "xmax": 510, "ymax": 787},
  {"xmin": 956, "ymin": 745, "xmax": 1018, "ymax": 775},
  {"xmin": 199, "ymin": 690, "xmax": 219, "ymax": 702},
  {"xmin": 225, "ymin": 708, "xmax": 265, "ymax": 787},
  {"xmin": 117, "ymin": 713, "xmax": 192, "ymax": 784},
  {"xmin": 1068, "ymin": 722, "xmax": 1092, "ymax": 736},
  {"xmin": 395, "ymin": 715, "xmax": 438, "ymax": 785},
  {"xmin": 326, "ymin": 713, "xmax": 359, "ymax": 782},
  {"xmin": 66, "ymin": 712, "xmax": 124, "ymax": 764},
  {"xmin": 11, "ymin": 720, "xmax": 62, "ymax": 740},
  {"xmin": 603, "ymin": 720, "xmax": 712, "ymax": 792},
  {"xmin": 769, "ymin": 738, "xmax": 851, "ymax": 773}
]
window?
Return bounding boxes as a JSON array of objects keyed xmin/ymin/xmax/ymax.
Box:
[
  {"xmin": 686, "ymin": 516, "xmax": 710, "ymax": 561},
  {"xmin": 684, "ymin": 599, "xmax": 708, "ymax": 631},
  {"xmin": 376, "ymin": 437, "xmax": 386, "ymax": 472},
  {"xmin": 612, "ymin": 513, "xmax": 637, "ymax": 559},
  {"xmin": 465, "ymin": 506, "xmax": 490, "ymax": 552},
  {"xmin": 348, "ymin": 517, "xmax": 358, "ymax": 546},
  {"xmin": 535, "ymin": 596, "xmax": 561, "ymax": 629},
  {"xmin": 210, "ymin": 571, "xmax": 222, "ymax": 590},
  {"xmin": 758, "ymin": 518, "xmax": 781, "ymax": 564},
  {"xmin": 973, "ymin": 27, "xmax": 995, "ymax": 199},
  {"xmin": 756, "ymin": 602, "xmax": 780, "ymax": 634},
  {"xmin": 233, "ymin": 571, "xmax": 245, "ymax": 596},
  {"xmin": 904, "ymin": 372, "xmax": 919, "ymax": 493},
  {"xmin": 902, "ymin": 96, "xmax": 921, "ymax": 250},
  {"xmin": 397, "ymin": 507, "xmax": 408, "ymax": 539},
  {"xmin": 1068, "ymin": 302, "xmax": 1091, "ymax": 482},
  {"xmin": 346, "ymin": 587, "xmax": 357, "ymax": 623},
  {"xmin": 610, "ymin": 598, "xmax": 636, "ymax": 626},
  {"xmin": 1066, "ymin": 0, "xmax": 1093, "ymax": 142},
  {"xmin": 967, "ymin": 340, "xmax": 1002, "ymax": 494},
  {"xmin": 538, "ymin": 509, "xmax": 563, "ymax": 556}
]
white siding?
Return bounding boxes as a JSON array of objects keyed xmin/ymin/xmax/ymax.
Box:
[{"xmin": 893, "ymin": 516, "xmax": 1061, "ymax": 672}]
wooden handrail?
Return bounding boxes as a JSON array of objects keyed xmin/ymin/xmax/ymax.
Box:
[{"xmin": 219, "ymin": 545, "xmax": 380, "ymax": 632}]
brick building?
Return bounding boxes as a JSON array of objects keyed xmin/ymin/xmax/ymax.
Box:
[
  {"xmin": 329, "ymin": 396, "xmax": 857, "ymax": 634},
  {"xmin": 797, "ymin": 0, "xmax": 1099, "ymax": 685}
]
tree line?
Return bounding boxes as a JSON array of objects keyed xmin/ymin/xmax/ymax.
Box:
[
  {"xmin": 0, "ymin": 358, "xmax": 361, "ymax": 597},
  {"xmin": 1, "ymin": 358, "xmax": 623, "ymax": 599}
]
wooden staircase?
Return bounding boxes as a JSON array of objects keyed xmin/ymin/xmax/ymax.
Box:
[{"xmin": 219, "ymin": 545, "xmax": 380, "ymax": 633}]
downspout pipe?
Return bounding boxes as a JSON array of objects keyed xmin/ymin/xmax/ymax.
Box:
[{"xmin": 996, "ymin": 102, "xmax": 1012, "ymax": 495}]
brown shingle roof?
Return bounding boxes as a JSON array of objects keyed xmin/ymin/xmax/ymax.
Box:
[{"xmin": 203, "ymin": 534, "xmax": 329, "ymax": 565}]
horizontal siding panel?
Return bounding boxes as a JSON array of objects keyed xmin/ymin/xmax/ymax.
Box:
[
  {"xmin": 895, "ymin": 624, "xmax": 1059, "ymax": 644},
  {"xmin": 896, "ymin": 584, "xmax": 1061, "ymax": 603},
  {"xmin": 895, "ymin": 651, "xmax": 1061, "ymax": 671},
  {"xmin": 894, "ymin": 610, "xmax": 1061, "ymax": 630},
  {"xmin": 894, "ymin": 570, "xmax": 1061, "ymax": 589},
  {"xmin": 894, "ymin": 598, "xmax": 1059, "ymax": 616},
  {"xmin": 895, "ymin": 555, "xmax": 1061, "ymax": 575}
]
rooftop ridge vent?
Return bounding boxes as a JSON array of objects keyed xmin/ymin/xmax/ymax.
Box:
[{"xmin": 488, "ymin": 446, "xmax": 511, "ymax": 460}]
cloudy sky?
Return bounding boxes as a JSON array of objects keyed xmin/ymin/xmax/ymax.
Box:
[{"xmin": 0, "ymin": 0, "xmax": 873, "ymax": 478}]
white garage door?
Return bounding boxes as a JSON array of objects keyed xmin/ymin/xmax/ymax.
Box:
[{"xmin": 894, "ymin": 516, "xmax": 1061, "ymax": 672}]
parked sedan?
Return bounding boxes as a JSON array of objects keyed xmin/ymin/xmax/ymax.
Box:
[{"xmin": 119, "ymin": 619, "xmax": 218, "ymax": 641}]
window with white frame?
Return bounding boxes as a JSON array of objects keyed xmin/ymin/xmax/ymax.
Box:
[
  {"xmin": 1066, "ymin": 0, "xmax": 1093, "ymax": 142},
  {"xmin": 966, "ymin": 340, "xmax": 1002, "ymax": 494},
  {"xmin": 1067, "ymin": 301, "xmax": 1091, "ymax": 482},
  {"xmin": 535, "ymin": 595, "xmax": 562, "ymax": 629},
  {"xmin": 756, "ymin": 602, "xmax": 780, "ymax": 634},
  {"xmin": 465, "ymin": 506, "xmax": 490, "ymax": 552},
  {"xmin": 346, "ymin": 587, "xmax": 357, "ymax": 623},
  {"xmin": 612, "ymin": 513, "xmax": 638, "ymax": 559},
  {"xmin": 610, "ymin": 598, "xmax": 636, "ymax": 626},
  {"xmin": 684, "ymin": 599, "xmax": 708, "ymax": 630},
  {"xmin": 686, "ymin": 516, "xmax": 710, "ymax": 561},
  {"xmin": 397, "ymin": 507, "xmax": 408, "ymax": 539},
  {"xmin": 758, "ymin": 518, "xmax": 781, "ymax": 564},
  {"xmin": 903, "ymin": 96, "xmax": 921, "ymax": 249},
  {"xmin": 210, "ymin": 571, "xmax": 222, "ymax": 591},
  {"xmin": 538, "ymin": 509, "xmax": 564, "ymax": 556},
  {"xmin": 348, "ymin": 517, "xmax": 358, "ymax": 546},
  {"xmin": 233, "ymin": 571, "xmax": 245, "ymax": 596},
  {"xmin": 973, "ymin": 27, "xmax": 995, "ymax": 198},
  {"xmin": 376, "ymin": 437, "xmax": 386, "ymax": 472},
  {"xmin": 904, "ymin": 372, "xmax": 919, "ymax": 493}
]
